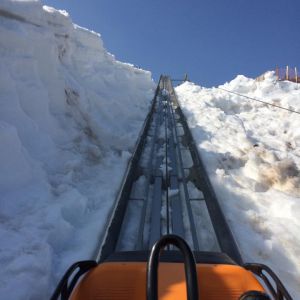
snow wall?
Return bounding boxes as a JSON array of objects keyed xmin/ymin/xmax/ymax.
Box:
[
  {"xmin": 0, "ymin": 1, "xmax": 154, "ymax": 299},
  {"xmin": 176, "ymin": 73, "xmax": 300, "ymax": 298}
]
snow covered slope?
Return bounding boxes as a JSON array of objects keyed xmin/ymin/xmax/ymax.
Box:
[
  {"xmin": 0, "ymin": 0, "xmax": 154, "ymax": 299},
  {"xmin": 176, "ymin": 72, "xmax": 300, "ymax": 298}
]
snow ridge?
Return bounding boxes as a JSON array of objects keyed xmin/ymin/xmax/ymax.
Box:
[
  {"xmin": 176, "ymin": 72, "xmax": 300, "ymax": 298},
  {"xmin": 0, "ymin": 1, "xmax": 154, "ymax": 299}
]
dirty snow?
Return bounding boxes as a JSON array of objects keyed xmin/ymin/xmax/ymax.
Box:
[
  {"xmin": 176, "ymin": 72, "xmax": 300, "ymax": 298},
  {"xmin": 0, "ymin": 0, "xmax": 154, "ymax": 299}
]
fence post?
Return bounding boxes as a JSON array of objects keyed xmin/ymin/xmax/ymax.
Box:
[
  {"xmin": 275, "ymin": 66, "xmax": 279, "ymax": 80},
  {"xmin": 295, "ymin": 67, "xmax": 298, "ymax": 83},
  {"xmin": 286, "ymin": 66, "xmax": 289, "ymax": 80}
]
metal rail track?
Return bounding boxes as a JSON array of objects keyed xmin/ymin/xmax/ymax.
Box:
[{"xmin": 96, "ymin": 75, "xmax": 242, "ymax": 265}]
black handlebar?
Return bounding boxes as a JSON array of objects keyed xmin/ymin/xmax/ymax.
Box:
[{"xmin": 146, "ymin": 234, "xmax": 199, "ymax": 300}]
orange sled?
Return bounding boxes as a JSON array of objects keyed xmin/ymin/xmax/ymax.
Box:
[{"xmin": 51, "ymin": 235, "xmax": 292, "ymax": 300}]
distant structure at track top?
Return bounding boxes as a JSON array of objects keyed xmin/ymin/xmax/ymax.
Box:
[{"xmin": 256, "ymin": 66, "xmax": 299, "ymax": 83}]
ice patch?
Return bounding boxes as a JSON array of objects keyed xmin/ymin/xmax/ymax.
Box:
[{"xmin": 168, "ymin": 188, "xmax": 179, "ymax": 197}]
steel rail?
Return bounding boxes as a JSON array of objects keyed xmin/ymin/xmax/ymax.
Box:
[
  {"xmin": 136, "ymin": 91, "xmax": 163, "ymax": 249},
  {"xmin": 169, "ymin": 78, "xmax": 243, "ymax": 264},
  {"xmin": 165, "ymin": 77, "xmax": 200, "ymax": 250},
  {"xmin": 96, "ymin": 75, "xmax": 243, "ymax": 265},
  {"xmin": 96, "ymin": 76, "xmax": 163, "ymax": 262}
]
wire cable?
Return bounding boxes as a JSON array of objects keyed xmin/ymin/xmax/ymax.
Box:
[{"xmin": 217, "ymin": 87, "xmax": 300, "ymax": 115}]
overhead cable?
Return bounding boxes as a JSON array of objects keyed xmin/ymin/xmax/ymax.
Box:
[{"xmin": 217, "ymin": 87, "xmax": 300, "ymax": 115}]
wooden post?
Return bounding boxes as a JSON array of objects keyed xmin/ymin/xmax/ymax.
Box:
[
  {"xmin": 295, "ymin": 67, "xmax": 298, "ymax": 83},
  {"xmin": 286, "ymin": 65, "xmax": 289, "ymax": 80}
]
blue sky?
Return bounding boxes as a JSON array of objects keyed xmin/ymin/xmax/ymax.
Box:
[{"xmin": 43, "ymin": 0, "xmax": 300, "ymax": 87}]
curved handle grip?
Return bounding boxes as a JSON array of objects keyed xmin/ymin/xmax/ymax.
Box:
[{"xmin": 146, "ymin": 234, "xmax": 199, "ymax": 300}]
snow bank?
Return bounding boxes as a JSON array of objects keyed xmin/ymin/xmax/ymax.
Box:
[
  {"xmin": 176, "ymin": 72, "xmax": 300, "ymax": 298},
  {"xmin": 0, "ymin": 1, "xmax": 154, "ymax": 298}
]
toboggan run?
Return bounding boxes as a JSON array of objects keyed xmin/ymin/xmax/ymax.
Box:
[{"xmin": 51, "ymin": 76, "xmax": 293, "ymax": 300}]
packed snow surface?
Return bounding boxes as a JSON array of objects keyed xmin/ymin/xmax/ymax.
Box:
[
  {"xmin": 176, "ymin": 72, "xmax": 300, "ymax": 298},
  {"xmin": 0, "ymin": 0, "xmax": 154, "ymax": 299}
]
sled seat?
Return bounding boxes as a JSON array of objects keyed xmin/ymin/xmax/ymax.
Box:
[{"xmin": 70, "ymin": 262, "xmax": 265, "ymax": 300}]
